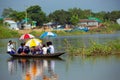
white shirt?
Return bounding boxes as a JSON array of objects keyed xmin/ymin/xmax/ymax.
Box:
[
  {"xmin": 49, "ymin": 45, "xmax": 54, "ymax": 54},
  {"xmin": 7, "ymin": 43, "xmax": 14, "ymax": 52},
  {"xmin": 42, "ymin": 47, "xmax": 47, "ymax": 54}
]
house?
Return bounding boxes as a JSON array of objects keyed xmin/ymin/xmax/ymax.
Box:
[
  {"xmin": 78, "ymin": 19, "xmax": 99, "ymax": 27},
  {"xmin": 117, "ymin": 18, "xmax": 120, "ymax": 25},
  {"xmin": 4, "ymin": 20, "xmax": 19, "ymax": 30}
]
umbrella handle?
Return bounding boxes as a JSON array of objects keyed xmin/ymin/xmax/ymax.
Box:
[{"xmin": 13, "ymin": 42, "xmax": 16, "ymax": 52}]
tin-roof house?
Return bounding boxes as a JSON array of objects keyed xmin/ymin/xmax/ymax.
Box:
[{"xmin": 4, "ymin": 20, "xmax": 19, "ymax": 30}]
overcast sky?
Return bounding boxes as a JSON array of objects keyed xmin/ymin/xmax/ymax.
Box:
[{"xmin": 0, "ymin": 0, "xmax": 120, "ymax": 17}]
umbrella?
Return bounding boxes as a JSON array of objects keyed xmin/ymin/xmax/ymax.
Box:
[
  {"xmin": 25, "ymin": 38, "xmax": 42, "ymax": 47},
  {"xmin": 40, "ymin": 32, "xmax": 57, "ymax": 38},
  {"xmin": 19, "ymin": 33, "xmax": 35, "ymax": 40}
]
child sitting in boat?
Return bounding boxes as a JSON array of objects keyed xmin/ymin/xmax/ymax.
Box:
[
  {"xmin": 31, "ymin": 46, "xmax": 36, "ymax": 55},
  {"xmin": 35, "ymin": 44, "xmax": 42, "ymax": 54},
  {"xmin": 17, "ymin": 43, "xmax": 30, "ymax": 55},
  {"xmin": 7, "ymin": 40, "xmax": 16, "ymax": 54},
  {"xmin": 24, "ymin": 46, "xmax": 30, "ymax": 54},
  {"xmin": 17, "ymin": 43, "xmax": 25, "ymax": 54},
  {"xmin": 42, "ymin": 44, "xmax": 47, "ymax": 55},
  {"xmin": 46, "ymin": 41, "xmax": 55, "ymax": 54}
]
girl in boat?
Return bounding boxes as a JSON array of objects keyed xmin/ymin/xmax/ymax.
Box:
[
  {"xmin": 42, "ymin": 44, "xmax": 47, "ymax": 54},
  {"xmin": 17, "ymin": 43, "xmax": 30, "ymax": 55},
  {"xmin": 17, "ymin": 43, "xmax": 25, "ymax": 54}
]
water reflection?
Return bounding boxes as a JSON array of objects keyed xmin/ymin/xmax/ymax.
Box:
[{"xmin": 7, "ymin": 58, "xmax": 62, "ymax": 80}]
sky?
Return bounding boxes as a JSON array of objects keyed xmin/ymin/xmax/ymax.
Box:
[{"xmin": 0, "ymin": 0, "xmax": 120, "ymax": 17}]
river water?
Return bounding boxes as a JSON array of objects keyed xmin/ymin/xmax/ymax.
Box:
[{"xmin": 0, "ymin": 32, "xmax": 120, "ymax": 80}]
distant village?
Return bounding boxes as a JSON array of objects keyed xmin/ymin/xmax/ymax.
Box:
[{"xmin": 3, "ymin": 17, "xmax": 108, "ymax": 32}]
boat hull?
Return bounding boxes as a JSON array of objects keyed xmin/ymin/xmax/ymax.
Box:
[{"xmin": 8, "ymin": 52, "xmax": 65, "ymax": 58}]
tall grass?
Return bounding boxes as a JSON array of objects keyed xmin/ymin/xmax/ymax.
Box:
[
  {"xmin": 86, "ymin": 40, "xmax": 112, "ymax": 56},
  {"xmin": 64, "ymin": 39, "xmax": 120, "ymax": 56},
  {"xmin": 107, "ymin": 39, "xmax": 120, "ymax": 54}
]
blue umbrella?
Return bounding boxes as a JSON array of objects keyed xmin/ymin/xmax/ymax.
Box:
[{"xmin": 40, "ymin": 32, "xmax": 57, "ymax": 38}]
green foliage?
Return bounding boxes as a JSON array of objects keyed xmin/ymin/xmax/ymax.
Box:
[
  {"xmin": 48, "ymin": 9, "xmax": 70, "ymax": 24},
  {"xmin": 63, "ymin": 39, "xmax": 120, "ymax": 56},
  {"xmin": 0, "ymin": 25, "xmax": 19, "ymax": 38},
  {"xmin": 107, "ymin": 40, "xmax": 120, "ymax": 53},
  {"xmin": 108, "ymin": 23, "xmax": 120, "ymax": 31},
  {"xmin": 68, "ymin": 8, "xmax": 91, "ymax": 19},
  {"xmin": 2, "ymin": 8, "xmax": 15, "ymax": 18},
  {"xmin": 70, "ymin": 14, "xmax": 79, "ymax": 25},
  {"xmin": 27, "ymin": 5, "xmax": 47, "ymax": 26},
  {"xmin": 9, "ymin": 11, "xmax": 25, "ymax": 21},
  {"xmin": 86, "ymin": 41, "xmax": 112, "ymax": 56}
]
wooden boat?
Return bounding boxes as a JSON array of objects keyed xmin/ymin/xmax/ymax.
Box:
[{"xmin": 8, "ymin": 52, "xmax": 65, "ymax": 58}]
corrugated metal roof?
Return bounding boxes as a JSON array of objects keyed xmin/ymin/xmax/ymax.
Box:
[{"xmin": 4, "ymin": 20, "xmax": 16, "ymax": 24}]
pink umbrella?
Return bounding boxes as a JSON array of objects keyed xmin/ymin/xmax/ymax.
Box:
[{"xmin": 19, "ymin": 33, "xmax": 35, "ymax": 40}]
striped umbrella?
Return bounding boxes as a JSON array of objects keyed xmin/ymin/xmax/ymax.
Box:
[
  {"xmin": 40, "ymin": 32, "xmax": 57, "ymax": 39},
  {"xmin": 19, "ymin": 34, "xmax": 35, "ymax": 40}
]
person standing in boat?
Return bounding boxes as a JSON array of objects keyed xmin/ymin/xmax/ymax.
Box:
[
  {"xmin": 46, "ymin": 41, "xmax": 55, "ymax": 54},
  {"xmin": 7, "ymin": 40, "xmax": 16, "ymax": 54}
]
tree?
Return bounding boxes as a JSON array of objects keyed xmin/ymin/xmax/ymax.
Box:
[
  {"xmin": 2, "ymin": 8, "xmax": 25, "ymax": 21},
  {"xmin": 9, "ymin": 11, "xmax": 25, "ymax": 21},
  {"xmin": 48, "ymin": 9, "xmax": 70, "ymax": 25},
  {"xmin": 70, "ymin": 14, "xmax": 79, "ymax": 26},
  {"xmin": 92, "ymin": 11, "xmax": 106, "ymax": 22},
  {"xmin": 110, "ymin": 11, "xmax": 120, "ymax": 22},
  {"xmin": 2, "ymin": 8, "xmax": 15, "ymax": 18},
  {"xmin": 27, "ymin": 5, "xmax": 47, "ymax": 26}
]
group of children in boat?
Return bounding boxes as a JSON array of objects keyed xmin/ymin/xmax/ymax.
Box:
[{"xmin": 7, "ymin": 40, "xmax": 55, "ymax": 55}]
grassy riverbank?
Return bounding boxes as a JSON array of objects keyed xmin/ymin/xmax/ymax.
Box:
[{"xmin": 0, "ymin": 25, "xmax": 20, "ymax": 38}]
